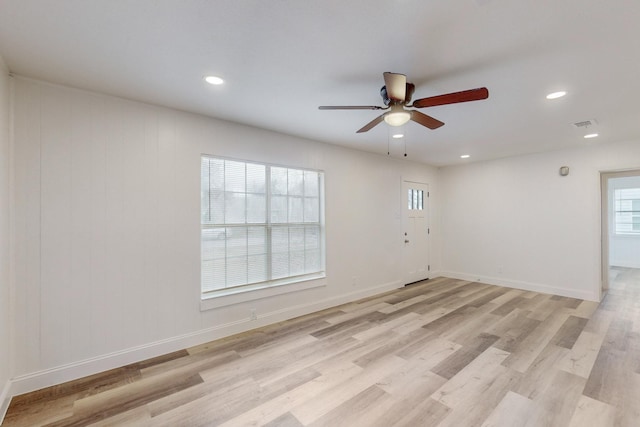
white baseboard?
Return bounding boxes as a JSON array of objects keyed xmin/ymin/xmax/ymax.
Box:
[
  {"xmin": 7, "ymin": 279, "xmax": 402, "ymax": 400},
  {"xmin": 1, "ymin": 379, "xmax": 10, "ymax": 424},
  {"xmin": 439, "ymin": 271, "xmax": 600, "ymax": 302}
]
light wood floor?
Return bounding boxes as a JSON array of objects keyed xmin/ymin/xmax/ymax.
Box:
[{"xmin": 4, "ymin": 272, "xmax": 640, "ymax": 426}]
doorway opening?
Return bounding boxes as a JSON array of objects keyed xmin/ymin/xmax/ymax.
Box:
[{"xmin": 601, "ymin": 169, "xmax": 640, "ymax": 299}]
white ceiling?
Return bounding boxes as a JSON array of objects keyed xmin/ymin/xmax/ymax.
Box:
[{"xmin": 1, "ymin": 0, "xmax": 639, "ymax": 166}]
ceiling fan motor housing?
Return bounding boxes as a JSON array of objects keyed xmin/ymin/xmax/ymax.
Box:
[{"xmin": 380, "ymin": 83, "xmax": 415, "ymax": 106}]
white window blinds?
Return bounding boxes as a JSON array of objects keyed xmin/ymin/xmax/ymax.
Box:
[{"xmin": 201, "ymin": 156, "xmax": 325, "ymax": 295}]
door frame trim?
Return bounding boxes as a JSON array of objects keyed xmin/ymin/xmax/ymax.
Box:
[{"xmin": 600, "ymin": 168, "xmax": 640, "ymax": 300}]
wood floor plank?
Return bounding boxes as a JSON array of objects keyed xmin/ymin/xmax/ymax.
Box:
[
  {"xmin": 382, "ymin": 367, "xmax": 447, "ymax": 395},
  {"xmin": 480, "ymin": 391, "xmax": 535, "ymax": 427},
  {"xmin": 583, "ymin": 319, "xmax": 636, "ymax": 404},
  {"xmin": 556, "ymin": 330, "xmax": 606, "ymax": 378},
  {"xmin": 567, "ymin": 395, "xmax": 616, "ymax": 427},
  {"xmin": 146, "ymin": 381, "xmax": 217, "ymax": 418},
  {"xmin": 614, "ymin": 372, "xmax": 640, "ymax": 427},
  {"xmin": 83, "ymin": 405, "xmax": 152, "ymax": 427},
  {"xmin": 289, "ymin": 355, "xmax": 406, "ymax": 425},
  {"xmin": 525, "ymin": 295, "xmax": 564, "ymax": 321},
  {"xmin": 374, "ymin": 370, "xmax": 448, "ymax": 427},
  {"xmin": 430, "ymin": 332, "xmax": 500, "ymax": 379},
  {"xmin": 523, "ymin": 370, "xmax": 586, "ymax": 427},
  {"xmin": 551, "ymin": 294, "xmax": 583, "ymax": 309},
  {"xmin": 492, "ymin": 310, "xmax": 541, "ymax": 353},
  {"xmin": 149, "ymin": 376, "xmax": 261, "ymax": 427},
  {"xmin": 550, "ymin": 314, "xmax": 589, "ymax": 349},
  {"xmin": 48, "ymin": 373, "xmax": 203, "ymax": 427},
  {"xmin": 140, "ymin": 349, "xmax": 240, "ymax": 380},
  {"xmin": 582, "ymin": 344, "xmax": 624, "ymax": 404},
  {"xmin": 501, "ymin": 310, "xmax": 570, "ymax": 373},
  {"xmin": 321, "ymin": 302, "xmax": 390, "ymax": 327},
  {"xmin": 569, "ymin": 299, "xmax": 600, "ymax": 319},
  {"xmin": 1, "ymin": 395, "xmax": 76, "ymax": 427},
  {"xmin": 217, "ymin": 362, "xmax": 364, "ymax": 427},
  {"xmin": 262, "ymin": 412, "xmax": 304, "ymax": 427},
  {"xmin": 421, "ymin": 305, "xmax": 477, "ymax": 335},
  {"xmin": 307, "ymin": 385, "xmax": 394, "ymax": 427},
  {"xmin": 466, "ymin": 288, "xmax": 509, "ymax": 307},
  {"xmin": 431, "ymin": 346, "xmax": 514, "ymax": 408},
  {"xmin": 439, "ymin": 304, "xmax": 501, "ymax": 346},
  {"xmin": 391, "ymin": 309, "xmax": 450, "ymax": 335},
  {"xmin": 513, "ymin": 344, "xmax": 570, "ymax": 400},
  {"xmin": 378, "ymin": 293, "xmax": 430, "ymax": 314},
  {"xmin": 392, "ymin": 397, "xmax": 451, "ymax": 427},
  {"xmin": 352, "ymin": 312, "xmax": 420, "ymax": 341},
  {"xmin": 431, "ymin": 347, "xmax": 521, "ymax": 427},
  {"xmin": 491, "ymin": 295, "xmax": 528, "ymax": 316},
  {"xmin": 352, "ymin": 327, "xmax": 429, "ymax": 368}
]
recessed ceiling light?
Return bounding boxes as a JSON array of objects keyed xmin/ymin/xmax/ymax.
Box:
[
  {"xmin": 204, "ymin": 75, "xmax": 224, "ymax": 85},
  {"xmin": 392, "ymin": 133, "xmax": 404, "ymax": 139},
  {"xmin": 460, "ymin": 154, "xmax": 470, "ymax": 159},
  {"xmin": 584, "ymin": 133, "xmax": 599, "ymax": 139},
  {"xmin": 546, "ymin": 91, "xmax": 567, "ymax": 100}
]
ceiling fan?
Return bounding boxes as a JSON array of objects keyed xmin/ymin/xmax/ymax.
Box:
[{"xmin": 319, "ymin": 72, "xmax": 489, "ymax": 133}]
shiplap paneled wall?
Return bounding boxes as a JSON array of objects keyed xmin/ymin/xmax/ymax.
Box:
[
  {"xmin": 10, "ymin": 77, "xmax": 441, "ymax": 391},
  {"xmin": 0, "ymin": 56, "xmax": 12, "ymax": 415}
]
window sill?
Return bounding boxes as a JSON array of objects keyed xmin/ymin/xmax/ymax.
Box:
[{"xmin": 200, "ymin": 273, "xmax": 327, "ymax": 311}]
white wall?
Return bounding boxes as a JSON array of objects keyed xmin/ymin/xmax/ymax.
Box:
[
  {"xmin": 0, "ymin": 56, "xmax": 12, "ymax": 416},
  {"xmin": 10, "ymin": 77, "xmax": 440, "ymax": 393},
  {"xmin": 440, "ymin": 139, "xmax": 640, "ymax": 301},
  {"xmin": 608, "ymin": 175, "xmax": 640, "ymax": 268}
]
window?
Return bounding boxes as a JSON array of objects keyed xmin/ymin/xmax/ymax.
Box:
[
  {"xmin": 201, "ymin": 156, "xmax": 325, "ymax": 298},
  {"xmin": 614, "ymin": 188, "xmax": 640, "ymax": 235},
  {"xmin": 407, "ymin": 188, "xmax": 424, "ymax": 210}
]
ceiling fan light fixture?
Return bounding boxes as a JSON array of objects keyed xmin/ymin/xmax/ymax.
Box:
[{"xmin": 384, "ymin": 111, "xmax": 411, "ymax": 127}]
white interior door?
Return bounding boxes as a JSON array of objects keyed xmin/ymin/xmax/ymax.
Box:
[{"xmin": 402, "ymin": 181, "xmax": 429, "ymax": 285}]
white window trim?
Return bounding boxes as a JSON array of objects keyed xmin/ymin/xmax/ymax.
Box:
[{"xmin": 200, "ymin": 274, "xmax": 326, "ymax": 310}]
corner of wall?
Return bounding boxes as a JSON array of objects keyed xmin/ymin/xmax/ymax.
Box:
[
  {"xmin": 0, "ymin": 52, "xmax": 12, "ymax": 427},
  {"xmin": 0, "ymin": 379, "xmax": 12, "ymax": 423}
]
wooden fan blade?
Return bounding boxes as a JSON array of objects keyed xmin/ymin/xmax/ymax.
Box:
[
  {"xmin": 319, "ymin": 105, "xmax": 386, "ymax": 110},
  {"xmin": 410, "ymin": 111, "xmax": 445, "ymax": 130},
  {"xmin": 412, "ymin": 87, "xmax": 489, "ymax": 108},
  {"xmin": 356, "ymin": 114, "xmax": 386, "ymax": 133},
  {"xmin": 383, "ymin": 72, "xmax": 406, "ymax": 102}
]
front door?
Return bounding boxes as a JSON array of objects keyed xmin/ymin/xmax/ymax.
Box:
[{"xmin": 402, "ymin": 181, "xmax": 429, "ymax": 285}]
